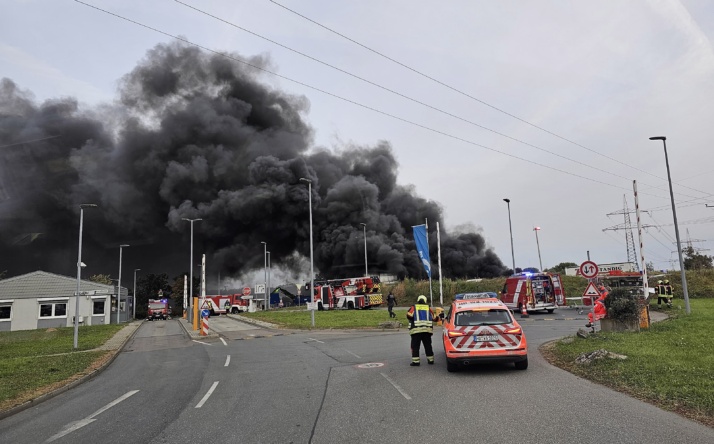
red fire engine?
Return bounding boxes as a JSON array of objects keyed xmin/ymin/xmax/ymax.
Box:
[
  {"xmin": 500, "ymin": 272, "xmax": 566, "ymax": 314},
  {"xmin": 308, "ymin": 276, "xmax": 384, "ymax": 310},
  {"xmin": 200, "ymin": 294, "xmax": 250, "ymax": 315},
  {"xmin": 147, "ymin": 299, "xmax": 170, "ymax": 321}
]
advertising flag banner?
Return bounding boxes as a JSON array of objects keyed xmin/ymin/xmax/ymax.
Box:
[{"xmin": 412, "ymin": 224, "xmax": 431, "ymax": 277}]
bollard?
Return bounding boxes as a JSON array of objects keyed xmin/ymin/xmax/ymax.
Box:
[{"xmin": 201, "ymin": 315, "xmax": 209, "ymax": 336}]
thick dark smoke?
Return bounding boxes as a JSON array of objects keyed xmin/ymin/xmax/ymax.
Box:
[{"xmin": 0, "ymin": 42, "xmax": 506, "ymax": 284}]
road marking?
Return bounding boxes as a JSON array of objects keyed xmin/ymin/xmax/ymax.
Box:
[
  {"xmin": 380, "ymin": 373, "xmax": 411, "ymax": 400},
  {"xmin": 192, "ymin": 340, "xmax": 214, "ymax": 346},
  {"xmin": 224, "ymin": 355, "xmax": 231, "ymax": 367},
  {"xmin": 307, "ymin": 338, "xmax": 325, "ymax": 344},
  {"xmin": 195, "ymin": 381, "xmax": 219, "ymax": 408},
  {"xmin": 46, "ymin": 390, "xmax": 139, "ymax": 442},
  {"xmin": 220, "ymin": 337, "xmax": 227, "ymax": 346},
  {"xmin": 344, "ymin": 349, "xmax": 361, "ymax": 359}
]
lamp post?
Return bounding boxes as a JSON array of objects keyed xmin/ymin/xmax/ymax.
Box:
[
  {"xmin": 533, "ymin": 226, "xmax": 543, "ymax": 271},
  {"xmin": 300, "ymin": 177, "xmax": 315, "ymax": 327},
  {"xmin": 649, "ymin": 136, "xmax": 690, "ymax": 314},
  {"xmin": 359, "ymin": 223, "xmax": 368, "ymax": 276},
  {"xmin": 116, "ymin": 244, "xmax": 130, "ymax": 324},
  {"xmin": 182, "ymin": 218, "xmax": 202, "ymax": 323},
  {"xmin": 503, "ymin": 199, "xmax": 516, "ymax": 274},
  {"xmin": 267, "ymin": 251, "xmax": 271, "ymax": 308},
  {"xmin": 74, "ymin": 203, "xmax": 97, "ymax": 349},
  {"xmin": 133, "ymin": 268, "xmax": 141, "ymax": 320},
  {"xmin": 261, "ymin": 241, "xmax": 267, "ymax": 310}
]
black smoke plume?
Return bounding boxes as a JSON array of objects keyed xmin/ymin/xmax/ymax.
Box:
[{"xmin": 0, "ymin": 42, "xmax": 505, "ymax": 284}]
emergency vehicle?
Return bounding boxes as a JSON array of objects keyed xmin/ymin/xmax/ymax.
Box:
[
  {"xmin": 500, "ymin": 272, "xmax": 565, "ymax": 314},
  {"xmin": 200, "ymin": 294, "xmax": 250, "ymax": 315},
  {"xmin": 147, "ymin": 299, "xmax": 170, "ymax": 321},
  {"xmin": 308, "ymin": 276, "xmax": 384, "ymax": 310},
  {"xmin": 442, "ymin": 297, "xmax": 528, "ymax": 372}
]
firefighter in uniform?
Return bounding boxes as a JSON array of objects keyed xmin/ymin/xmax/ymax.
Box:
[
  {"xmin": 656, "ymin": 280, "xmax": 666, "ymax": 308},
  {"xmin": 406, "ymin": 295, "xmax": 435, "ymax": 366},
  {"xmin": 585, "ymin": 285, "xmax": 608, "ymax": 328},
  {"xmin": 664, "ymin": 280, "xmax": 673, "ymax": 308}
]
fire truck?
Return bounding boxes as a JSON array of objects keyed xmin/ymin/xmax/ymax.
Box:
[
  {"xmin": 147, "ymin": 299, "xmax": 170, "ymax": 320},
  {"xmin": 307, "ymin": 276, "xmax": 384, "ymax": 310},
  {"xmin": 500, "ymin": 272, "xmax": 566, "ymax": 314},
  {"xmin": 200, "ymin": 294, "xmax": 250, "ymax": 315}
]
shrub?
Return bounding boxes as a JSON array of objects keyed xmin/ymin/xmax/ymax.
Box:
[{"xmin": 603, "ymin": 288, "xmax": 640, "ymax": 322}]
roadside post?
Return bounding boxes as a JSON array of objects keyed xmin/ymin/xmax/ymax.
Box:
[
  {"xmin": 580, "ymin": 261, "xmax": 599, "ymax": 332},
  {"xmin": 201, "ymin": 309, "xmax": 210, "ymax": 336}
]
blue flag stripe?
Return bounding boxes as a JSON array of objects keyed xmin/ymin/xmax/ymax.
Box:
[{"xmin": 412, "ymin": 224, "xmax": 431, "ymax": 278}]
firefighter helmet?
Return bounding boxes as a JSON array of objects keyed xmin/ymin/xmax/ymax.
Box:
[
  {"xmin": 664, "ymin": 280, "xmax": 670, "ymax": 284},
  {"xmin": 657, "ymin": 280, "xmax": 663, "ymax": 284},
  {"xmin": 417, "ymin": 295, "xmax": 427, "ymax": 304}
]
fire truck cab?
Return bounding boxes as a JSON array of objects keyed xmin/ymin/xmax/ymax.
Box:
[
  {"xmin": 310, "ymin": 276, "xmax": 384, "ymax": 310},
  {"xmin": 147, "ymin": 299, "xmax": 170, "ymax": 320},
  {"xmin": 500, "ymin": 272, "xmax": 565, "ymax": 314}
]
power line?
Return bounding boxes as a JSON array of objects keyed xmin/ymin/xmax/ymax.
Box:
[
  {"xmin": 268, "ymin": 0, "xmax": 714, "ymax": 200},
  {"xmin": 75, "ymin": 1, "xmax": 659, "ymax": 196},
  {"xmin": 0, "ymin": 135, "xmax": 62, "ymax": 149}
]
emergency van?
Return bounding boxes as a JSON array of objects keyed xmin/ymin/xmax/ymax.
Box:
[
  {"xmin": 500, "ymin": 272, "xmax": 565, "ymax": 314},
  {"xmin": 442, "ymin": 297, "xmax": 528, "ymax": 372}
]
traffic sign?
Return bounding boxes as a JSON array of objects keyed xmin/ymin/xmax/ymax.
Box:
[
  {"xmin": 579, "ymin": 261, "xmax": 599, "ymax": 279},
  {"xmin": 242, "ymin": 287, "xmax": 251, "ymax": 296},
  {"xmin": 583, "ymin": 282, "xmax": 600, "ymax": 297}
]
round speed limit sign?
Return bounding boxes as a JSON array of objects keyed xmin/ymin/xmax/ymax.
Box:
[{"xmin": 579, "ymin": 261, "xmax": 599, "ymax": 279}]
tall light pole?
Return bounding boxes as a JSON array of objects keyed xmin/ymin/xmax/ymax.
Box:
[
  {"xmin": 649, "ymin": 136, "xmax": 691, "ymax": 314},
  {"xmin": 359, "ymin": 223, "xmax": 368, "ymax": 276},
  {"xmin": 74, "ymin": 203, "xmax": 97, "ymax": 349},
  {"xmin": 503, "ymin": 199, "xmax": 516, "ymax": 274},
  {"xmin": 300, "ymin": 177, "xmax": 315, "ymax": 327},
  {"xmin": 533, "ymin": 226, "xmax": 543, "ymax": 271},
  {"xmin": 261, "ymin": 241, "xmax": 267, "ymax": 310},
  {"xmin": 267, "ymin": 251, "xmax": 271, "ymax": 308},
  {"xmin": 133, "ymin": 268, "xmax": 141, "ymax": 320},
  {"xmin": 116, "ymin": 244, "xmax": 130, "ymax": 324},
  {"xmin": 182, "ymin": 218, "xmax": 202, "ymax": 323}
]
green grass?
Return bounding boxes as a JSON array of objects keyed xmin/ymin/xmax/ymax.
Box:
[
  {"xmin": 242, "ymin": 307, "xmax": 409, "ymax": 329},
  {"xmin": 543, "ymin": 299, "xmax": 714, "ymax": 426},
  {"xmin": 0, "ymin": 324, "xmax": 123, "ymax": 409}
]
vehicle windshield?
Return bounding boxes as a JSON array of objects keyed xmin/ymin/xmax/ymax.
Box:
[
  {"xmin": 455, "ymin": 309, "xmax": 512, "ymax": 326},
  {"xmin": 149, "ymin": 303, "xmax": 165, "ymax": 310}
]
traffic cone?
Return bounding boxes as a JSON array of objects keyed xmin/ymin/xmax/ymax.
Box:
[{"xmin": 520, "ymin": 303, "xmax": 529, "ymax": 318}]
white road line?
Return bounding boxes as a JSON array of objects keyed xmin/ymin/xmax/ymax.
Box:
[
  {"xmin": 195, "ymin": 381, "xmax": 219, "ymax": 408},
  {"xmin": 192, "ymin": 340, "xmax": 214, "ymax": 346},
  {"xmin": 307, "ymin": 338, "xmax": 325, "ymax": 344},
  {"xmin": 220, "ymin": 337, "xmax": 227, "ymax": 346},
  {"xmin": 344, "ymin": 349, "xmax": 361, "ymax": 359},
  {"xmin": 46, "ymin": 390, "xmax": 139, "ymax": 443},
  {"xmin": 224, "ymin": 355, "xmax": 231, "ymax": 367},
  {"xmin": 380, "ymin": 373, "xmax": 411, "ymax": 400}
]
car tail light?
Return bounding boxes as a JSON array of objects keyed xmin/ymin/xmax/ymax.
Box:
[
  {"xmin": 504, "ymin": 327, "xmax": 522, "ymax": 335},
  {"xmin": 447, "ymin": 330, "xmax": 467, "ymax": 338}
]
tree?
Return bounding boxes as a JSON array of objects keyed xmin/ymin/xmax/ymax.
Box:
[
  {"xmin": 548, "ymin": 262, "xmax": 577, "ymax": 274},
  {"xmin": 89, "ymin": 274, "xmax": 113, "ymax": 285},
  {"xmin": 683, "ymin": 246, "xmax": 713, "ymax": 270}
]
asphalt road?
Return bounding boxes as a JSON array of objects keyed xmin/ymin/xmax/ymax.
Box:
[{"xmin": 1, "ymin": 312, "xmax": 712, "ymax": 443}]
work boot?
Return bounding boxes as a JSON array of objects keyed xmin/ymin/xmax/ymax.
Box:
[
  {"xmin": 585, "ymin": 322, "xmax": 592, "ymax": 328},
  {"xmin": 427, "ymin": 360, "xmax": 434, "ymax": 365},
  {"xmin": 410, "ymin": 362, "xmax": 420, "ymax": 367}
]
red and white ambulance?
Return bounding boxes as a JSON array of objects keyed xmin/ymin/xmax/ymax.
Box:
[{"xmin": 500, "ymin": 272, "xmax": 566, "ymax": 314}]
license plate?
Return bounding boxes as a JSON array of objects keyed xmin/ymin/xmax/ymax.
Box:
[{"xmin": 475, "ymin": 335, "xmax": 498, "ymax": 342}]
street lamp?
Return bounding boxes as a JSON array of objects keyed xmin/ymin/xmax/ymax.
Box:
[
  {"xmin": 116, "ymin": 244, "xmax": 130, "ymax": 324},
  {"xmin": 533, "ymin": 226, "xmax": 543, "ymax": 271},
  {"xmin": 649, "ymin": 136, "xmax": 691, "ymax": 314},
  {"xmin": 74, "ymin": 203, "xmax": 97, "ymax": 349},
  {"xmin": 359, "ymin": 223, "xmax": 368, "ymax": 276},
  {"xmin": 182, "ymin": 218, "xmax": 202, "ymax": 323},
  {"xmin": 503, "ymin": 199, "xmax": 516, "ymax": 274},
  {"xmin": 261, "ymin": 241, "xmax": 267, "ymax": 310},
  {"xmin": 133, "ymin": 268, "xmax": 141, "ymax": 320},
  {"xmin": 267, "ymin": 251, "xmax": 271, "ymax": 308},
  {"xmin": 300, "ymin": 177, "xmax": 315, "ymax": 327}
]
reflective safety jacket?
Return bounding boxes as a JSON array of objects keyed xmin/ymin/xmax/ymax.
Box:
[{"xmin": 406, "ymin": 303, "xmax": 434, "ymax": 335}]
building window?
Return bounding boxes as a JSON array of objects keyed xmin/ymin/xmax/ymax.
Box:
[
  {"xmin": 93, "ymin": 299, "xmax": 105, "ymax": 315},
  {"xmin": 0, "ymin": 305, "xmax": 11, "ymax": 320},
  {"xmin": 39, "ymin": 302, "xmax": 68, "ymax": 318}
]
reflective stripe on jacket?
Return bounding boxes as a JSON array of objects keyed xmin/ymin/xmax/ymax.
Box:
[{"xmin": 407, "ymin": 304, "xmax": 433, "ymax": 335}]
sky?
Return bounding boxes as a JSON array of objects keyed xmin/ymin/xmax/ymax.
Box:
[{"xmin": 1, "ymin": 0, "xmax": 713, "ymax": 282}]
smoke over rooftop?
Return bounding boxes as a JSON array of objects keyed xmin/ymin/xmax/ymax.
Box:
[{"xmin": 0, "ymin": 41, "xmax": 505, "ymax": 283}]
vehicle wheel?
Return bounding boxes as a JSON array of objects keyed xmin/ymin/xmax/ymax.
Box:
[
  {"xmin": 318, "ymin": 302, "xmax": 324, "ymax": 311},
  {"xmin": 514, "ymin": 358, "xmax": 528, "ymax": 370},
  {"xmin": 547, "ymin": 309, "xmax": 555, "ymax": 314},
  {"xmin": 347, "ymin": 301, "xmax": 355, "ymax": 310},
  {"xmin": 446, "ymin": 360, "xmax": 458, "ymax": 373}
]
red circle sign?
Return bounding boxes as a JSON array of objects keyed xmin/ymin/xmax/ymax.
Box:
[
  {"xmin": 579, "ymin": 261, "xmax": 599, "ymax": 279},
  {"xmin": 242, "ymin": 287, "xmax": 251, "ymax": 296}
]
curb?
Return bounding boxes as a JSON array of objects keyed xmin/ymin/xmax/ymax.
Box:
[
  {"xmin": 176, "ymin": 317, "xmax": 219, "ymax": 340},
  {"xmin": 0, "ymin": 321, "xmax": 143, "ymax": 421}
]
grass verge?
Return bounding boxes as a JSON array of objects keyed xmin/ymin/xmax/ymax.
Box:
[
  {"xmin": 0, "ymin": 324, "xmax": 124, "ymax": 411},
  {"xmin": 541, "ymin": 299, "xmax": 714, "ymax": 427},
  {"xmin": 241, "ymin": 307, "xmax": 408, "ymax": 329}
]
